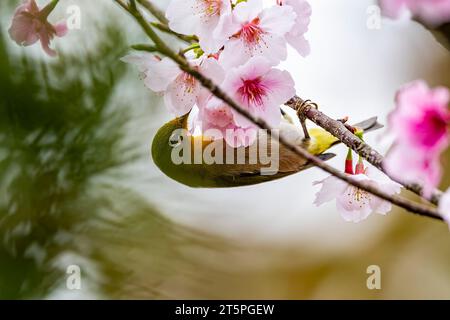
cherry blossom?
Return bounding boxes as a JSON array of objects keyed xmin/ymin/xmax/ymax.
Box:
[
  {"xmin": 314, "ymin": 163, "xmax": 402, "ymax": 223},
  {"xmin": 388, "ymin": 81, "xmax": 450, "ymax": 153},
  {"xmin": 219, "ymin": 0, "xmax": 296, "ymax": 68},
  {"xmin": 378, "ymin": 0, "xmax": 410, "ymax": 19},
  {"xmin": 384, "ymin": 144, "xmax": 443, "ymax": 198},
  {"xmin": 384, "ymin": 81, "xmax": 449, "ymax": 196},
  {"xmin": 196, "ymin": 97, "xmax": 258, "ymax": 147},
  {"xmin": 8, "ymin": 0, "xmax": 67, "ymax": 57},
  {"xmin": 220, "ymin": 56, "xmax": 295, "ymax": 129},
  {"xmin": 276, "ymin": 0, "xmax": 312, "ymax": 57},
  {"xmin": 166, "ymin": 0, "xmax": 233, "ymax": 54},
  {"xmin": 122, "ymin": 53, "xmax": 224, "ymax": 117},
  {"xmin": 378, "ymin": 0, "xmax": 450, "ymax": 26}
]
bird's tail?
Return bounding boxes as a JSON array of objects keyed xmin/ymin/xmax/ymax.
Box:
[{"xmin": 308, "ymin": 117, "xmax": 384, "ymax": 155}]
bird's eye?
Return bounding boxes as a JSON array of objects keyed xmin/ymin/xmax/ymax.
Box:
[{"xmin": 169, "ymin": 133, "xmax": 183, "ymax": 147}]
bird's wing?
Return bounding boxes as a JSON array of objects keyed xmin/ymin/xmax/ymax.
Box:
[{"xmin": 200, "ymin": 128, "xmax": 336, "ymax": 181}]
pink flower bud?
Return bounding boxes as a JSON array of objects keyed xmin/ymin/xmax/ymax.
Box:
[{"xmin": 355, "ymin": 162, "xmax": 365, "ymax": 175}]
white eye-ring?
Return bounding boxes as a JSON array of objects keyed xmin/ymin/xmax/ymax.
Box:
[{"xmin": 169, "ymin": 132, "xmax": 183, "ymax": 147}]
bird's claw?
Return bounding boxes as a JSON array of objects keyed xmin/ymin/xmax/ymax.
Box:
[{"xmin": 295, "ymin": 99, "xmax": 318, "ymax": 140}]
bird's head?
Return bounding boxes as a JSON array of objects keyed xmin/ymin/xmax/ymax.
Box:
[{"xmin": 151, "ymin": 112, "xmax": 190, "ymax": 174}]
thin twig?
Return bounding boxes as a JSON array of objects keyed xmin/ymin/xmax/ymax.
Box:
[
  {"xmin": 114, "ymin": 0, "xmax": 128, "ymax": 11},
  {"xmin": 136, "ymin": 0, "xmax": 168, "ymax": 24},
  {"xmin": 127, "ymin": 1, "xmax": 445, "ymax": 205},
  {"xmin": 135, "ymin": 0, "xmax": 197, "ymax": 44},
  {"xmin": 150, "ymin": 22, "xmax": 198, "ymax": 44},
  {"xmin": 113, "ymin": 0, "xmax": 444, "ymax": 221},
  {"xmin": 131, "ymin": 44, "xmax": 159, "ymax": 52}
]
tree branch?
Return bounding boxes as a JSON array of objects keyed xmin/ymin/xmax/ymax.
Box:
[{"xmin": 113, "ymin": 0, "xmax": 444, "ymax": 222}]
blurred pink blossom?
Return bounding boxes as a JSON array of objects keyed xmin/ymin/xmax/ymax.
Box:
[
  {"xmin": 384, "ymin": 81, "xmax": 449, "ymax": 196},
  {"xmin": 276, "ymin": 0, "xmax": 312, "ymax": 57},
  {"xmin": 8, "ymin": 0, "xmax": 67, "ymax": 57},
  {"xmin": 379, "ymin": 0, "xmax": 410, "ymax": 19},
  {"xmin": 379, "ymin": 0, "xmax": 450, "ymax": 26},
  {"xmin": 314, "ymin": 164, "xmax": 402, "ymax": 223}
]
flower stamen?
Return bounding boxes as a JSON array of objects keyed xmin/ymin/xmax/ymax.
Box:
[
  {"xmin": 237, "ymin": 18, "xmax": 264, "ymax": 44},
  {"xmin": 237, "ymin": 77, "xmax": 268, "ymax": 107}
]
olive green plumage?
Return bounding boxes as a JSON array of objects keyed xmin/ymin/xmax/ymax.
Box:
[{"xmin": 151, "ymin": 113, "xmax": 381, "ymax": 188}]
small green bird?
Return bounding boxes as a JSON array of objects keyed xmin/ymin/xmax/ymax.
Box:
[{"xmin": 151, "ymin": 113, "xmax": 381, "ymax": 188}]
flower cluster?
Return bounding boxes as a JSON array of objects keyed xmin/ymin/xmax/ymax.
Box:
[
  {"xmin": 384, "ymin": 81, "xmax": 450, "ymax": 198},
  {"xmin": 124, "ymin": 0, "xmax": 311, "ymax": 147},
  {"xmin": 379, "ymin": 0, "xmax": 450, "ymax": 26},
  {"xmin": 8, "ymin": 0, "xmax": 67, "ymax": 57}
]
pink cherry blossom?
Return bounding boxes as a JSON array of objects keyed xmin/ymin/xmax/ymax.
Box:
[
  {"xmin": 438, "ymin": 188, "xmax": 450, "ymax": 228},
  {"xmin": 219, "ymin": 0, "xmax": 296, "ymax": 68},
  {"xmin": 276, "ymin": 0, "xmax": 312, "ymax": 57},
  {"xmin": 221, "ymin": 56, "xmax": 295, "ymax": 129},
  {"xmin": 122, "ymin": 53, "xmax": 224, "ymax": 117},
  {"xmin": 384, "ymin": 81, "xmax": 449, "ymax": 196},
  {"xmin": 379, "ymin": 0, "xmax": 450, "ymax": 26},
  {"xmin": 197, "ymin": 97, "xmax": 258, "ymax": 147},
  {"xmin": 166, "ymin": 0, "xmax": 233, "ymax": 54},
  {"xmin": 384, "ymin": 144, "xmax": 443, "ymax": 198},
  {"xmin": 314, "ymin": 165, "xmax": 402, "ymax": 223},
  {"xmin": 8, "ymin": 0, "xmax": 67, "ymax": 57},
  {"xmin": 389, "ymin": 81, "xmax": 450, "ymax": 153}
]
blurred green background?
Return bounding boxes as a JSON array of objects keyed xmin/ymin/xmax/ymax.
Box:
[{"xmin": 0, "ymin": 0, "xmax": 449, "ymax": 299}]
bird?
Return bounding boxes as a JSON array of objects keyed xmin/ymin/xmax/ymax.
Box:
[{"xmin": 151, "ymin": 111, "xmax": 382, "ymax": 188}]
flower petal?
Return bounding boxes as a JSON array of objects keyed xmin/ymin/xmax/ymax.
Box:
[
  {"xmin": 313, "ymin": 175, "xmax": 348, "ymax": 206},
  {"xmin": 337, "ymin": 198, "xmax": 372, "ymax": 223},
  {"xmin": 259, "ymin": 4, "xmax": 296, "ymax": 36},
  {"xmin": 165, "ymin": 0, "xmax": 198, "ymax": 36},
  {"xmin": 122, "ymin": 54, "xmax": 181, "ymax": 93},
  {"xmin": 286, "ymin": 33, "xmax": 310, "ymax": 57},
  {"xmin": 54, "ymin": 21, "xmax": 68, "ymax": 37},
  {"xmin": 233, "ymin": 0, "xmax": 264, "ymax": 23},
  {"xmin": 438, "ymin": 188, "xmax": 450, "ymax": 228},
  {"xmin": 164, "ymin": 74, "xmax": 199, "ymax": 116},
  {"xmin": 378, "ymin": 0, "xmax": 409, "ymax": 19}
]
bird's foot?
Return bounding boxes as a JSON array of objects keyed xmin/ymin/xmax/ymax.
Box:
[{"xmin": 295, "ymin": 99, "xmax": 318, "ymax": 140}]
